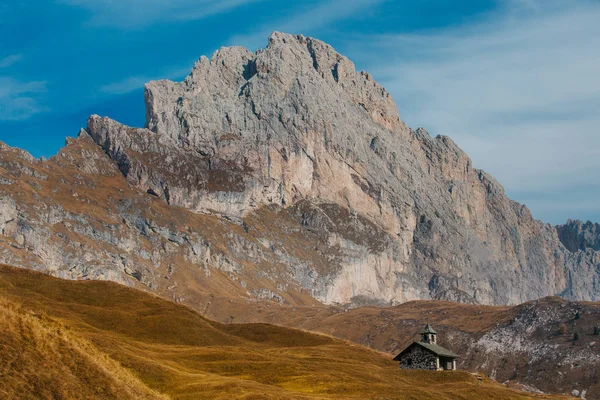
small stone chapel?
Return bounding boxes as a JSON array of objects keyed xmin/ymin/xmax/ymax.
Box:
[{"xmin": 393, "ymin": 324, "xmax": 458, "ymax": 371}]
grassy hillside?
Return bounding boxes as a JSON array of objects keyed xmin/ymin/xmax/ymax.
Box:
[
  {"xmin": 199, "ymin": 293, "xmax": 600, "ymax": 397},
  {"xmin": 0, "ymin": 265, "xmax": 563, "ymax": 399},
  {"xmin": 0, "ymin": 296, "xmax": 166, "ymax": 400}
]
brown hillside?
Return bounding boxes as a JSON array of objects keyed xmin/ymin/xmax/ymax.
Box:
[
  {"xmin": 0, "ymin": 265, "xmax": 562, "ymax": 400},
  {"xmin": 0, "ymin": 296, "xmax": 166, "ymax": 400},
  {"xmin": 199, "ymin": 296, "xmax": 600, "ymax": 398}
]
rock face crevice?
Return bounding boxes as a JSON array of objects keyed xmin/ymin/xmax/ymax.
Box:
[{"xmin": 1, "ymin": 32, "xmax": 599, "ymax": 307}]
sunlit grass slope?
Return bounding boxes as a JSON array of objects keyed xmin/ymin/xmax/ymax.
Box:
[{"xmin": 0, "ymin": 265, "xmax": 563, "ymax": 399}]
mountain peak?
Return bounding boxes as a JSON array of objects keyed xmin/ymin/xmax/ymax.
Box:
[
  {"xmin": 81, "ymin": 33, "xmax": 600, "ymax": 307},
  {"xmin": 1, "ymin": 33, "xmax": 599, "ymax": 313}
]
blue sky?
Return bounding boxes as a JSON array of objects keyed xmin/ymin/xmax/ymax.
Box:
[{"xmin": 0, "ymin": 0, "xmax": 599, "ymax": 224}]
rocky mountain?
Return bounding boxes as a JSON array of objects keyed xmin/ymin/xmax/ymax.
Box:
[
  {"xmin": 558, "ymin": 220, "xmax": 600, "ymax": 252},
  {"xmin": 1, "ymin": 32, "xmax": 597, "ymax": 308}
]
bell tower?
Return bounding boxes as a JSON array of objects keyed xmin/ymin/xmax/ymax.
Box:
[{"xmin": 420, "ymin": 324, "xmax": 437, "ymax": 344}]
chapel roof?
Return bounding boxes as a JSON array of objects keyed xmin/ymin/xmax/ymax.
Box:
[{"xmin": 393, "ymin": 341, "xmax": 459, "ymax": 360}]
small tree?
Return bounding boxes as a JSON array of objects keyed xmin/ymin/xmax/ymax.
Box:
[
  {"xmin": 594, "ymin": 327, "xmax": 600, "ymax": 336},
  {"xmin": 575, "ymin": 312, "xmax": 581, "ymax": 320},
  {"xmin": 573, "ymin": 332, "xmax": 579, "ymax": 342}
]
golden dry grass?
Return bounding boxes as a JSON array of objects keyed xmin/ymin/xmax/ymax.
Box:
[
  {"xmin": 0, "ymin": 296, "xmax": 166, "ymax": 400},
  {"xmin": 0, "ymin": 265, "xmax": 565, "ymax": 399}
]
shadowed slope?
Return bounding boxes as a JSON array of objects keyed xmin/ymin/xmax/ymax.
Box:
[{"xmin": 0, "ymin": 265, "xmax": 561, "ymax": 400}]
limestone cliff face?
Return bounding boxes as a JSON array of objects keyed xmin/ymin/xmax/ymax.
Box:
[{"xmin": 1, "ymin": 32, "xmax": 599, "ymax": 307}]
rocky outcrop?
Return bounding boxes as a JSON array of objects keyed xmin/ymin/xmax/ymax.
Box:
[
  {"xmin": 465, "ymin": 298, "xmax": 600, "ymax": 397},
  {"xmin": 1, "ymin": 32, "xmax": 599, "ymax": 307},
  {"xmin": 557, "ymin": 220, "xmax": 600, "ymax": 252}
]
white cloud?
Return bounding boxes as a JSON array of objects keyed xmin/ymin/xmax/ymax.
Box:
[
  {"xmin": 0, "ymin": 54, "xmax": 23, "ymax": 68},
  {"xmin": 61, "ymin": 0, "xmax": 263, "ymax": 28},
  {"xmin": 100, "ymin": 76, "xmax": 148, "ymax": 95},
  {"xmin": 0, "ymin": 77, "xmax": 47, "ymax": 120},
  {"xmin": 350, "ymin": 0, "xmax": 600, "ymax": 223},
  {"xmin": 100, "ymin": 66, "xmax": 191, "ymax": 94},
  {"xmin": 228, "ymin": 0, "xmax": 385, "ymax": 50}
]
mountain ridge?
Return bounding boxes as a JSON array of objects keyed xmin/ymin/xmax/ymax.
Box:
[{"xmin": 0, "ymin": 31, "xmax": 598, "ymax": 310}]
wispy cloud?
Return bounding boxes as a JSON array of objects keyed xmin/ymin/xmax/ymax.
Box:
[
  {"xmin": 100, "ymin": 76, "xmax": 148, "ymax": 95},
  {"xmin": 61, "ymin": 0, "xmax": 264, "ymax": 29},
  {"xmin": 100, "ymin": 66, "xmax": 191, "ymax": 95},
  {"xmin": 0, "ymin": 77, "xmax": 47, "ymax": 120},
  {"xmin": 0, "ymin": 54, "xmax": 22, "ymax": 68},
  {"xmin": 228, "ymin": 0, "xmax": 386, "ymax": 50},
  {"xmin": 351, "ymin": 0, "xmax": 600, "ymax": 222}
]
